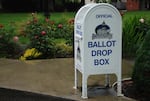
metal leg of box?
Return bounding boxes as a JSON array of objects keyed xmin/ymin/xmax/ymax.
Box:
[
  {"xmin": 117, "ymin": 73, "xmax": 123, "ymax": 96},
  {"xmin": 105, "ymin": 74, "xmax": 110, "ymax": 87},
  {"xmin": 73, "ymin": 68, "xmax": 78, "ymax": 89},
  {"xmin": 82, "ymin": 74, "xmax": 88, "ymax": 99}
]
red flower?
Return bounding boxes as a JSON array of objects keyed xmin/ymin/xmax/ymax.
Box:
[
  {"xmin": 41, "ymin": 31, "xmax": 46, "ymax": 35},
  {"xmin": 0, "ymin": 24, "xmax": 4, "ymax": 28},
  {"xmin": 58, "ymin": 24, "xmax": 63, "ymax": 28}
]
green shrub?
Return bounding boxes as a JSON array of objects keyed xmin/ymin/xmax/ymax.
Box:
[
  {"xmin": 48, "ymin": 18, "xmax": 74, "ymax": 46},
  {"xmin": 55, "ymin": 43, "xmax": 73, "ymax": 58},
  {"xmin": 24, "ymin": 17, "xmax": 56, "ymax": 58},
  {"xmin": 132, "ymin": 30, "xmax": 150, "ymax": 96},
  {"xmin": 23, "ymin": 13, "xmax": 74, "ymax": 58},
  {"xmin": 122, "ymin": 16, "xmax": 149, "ymax": 58},
  {"xmin": 0, "ymin": 23, "xmax": 22, "ymax": 58}
]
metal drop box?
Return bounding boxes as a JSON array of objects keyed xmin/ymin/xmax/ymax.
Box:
[{"xmin": 74, "ymin": 3, "xmax": 123, "ymax": 98}]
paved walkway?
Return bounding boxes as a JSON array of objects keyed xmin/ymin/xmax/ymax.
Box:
[{"xmin": 0, "ymin": 58, "xmax": 136, "ymax": 101}]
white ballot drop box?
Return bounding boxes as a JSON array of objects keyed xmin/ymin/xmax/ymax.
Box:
[{"xmin": 74, "ymin": 3, "xmax": 122, "ymax": 98}]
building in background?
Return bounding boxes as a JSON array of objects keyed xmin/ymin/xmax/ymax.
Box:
[
  {"xmin": 85, "ymin": 0, "xmax": 150, "ymax": 11},
  {"xmin": 126, "ymin": 0, "xmax": 139, "ymax": 11},
  {"xmin": 122, "ymin": 0, "xmax": 150, "ymax": 10}
]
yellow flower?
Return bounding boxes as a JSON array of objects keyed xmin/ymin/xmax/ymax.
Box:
[
  {"xmin": 20, "ymin": 56, "xmax": 26, "ymax": 61},
  {"xmin": 20, "ymin": 48, "xmax": 42, "ymax": 60}
]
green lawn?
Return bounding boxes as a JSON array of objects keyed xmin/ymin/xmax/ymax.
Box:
[
  {"xmin": 50, "ymin": 12, "xmax": 76, "ymax": 22},
  {"xmin": 124, "ymin": 11, "xmax": 150, "ymax": 16},
  {"xmin": 1, "ymin": 11, "xmax": 150, "ymax": 26},
  {"xmin": 123, "ymin": 10, "xmax": 150, "ymax": 20},
  {"xmin": 0, "ymin": 12, "xmax": 75, "ymax": 27},
  {"xmin": 0, "ymin": 13, "xmax": 30, "ymax": 26}
]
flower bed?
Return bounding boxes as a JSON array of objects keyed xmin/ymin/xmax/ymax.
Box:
[
  {"xmin": 20, "ymin": 13, "xmax": 74, "ymax": 60},
  {"xmin": 1, "ymin": 12, "xmax": 150, "ymax": 60},
  {"xmin": 0, "ymin": 13, "xmax": 74, "ymax": 59}
]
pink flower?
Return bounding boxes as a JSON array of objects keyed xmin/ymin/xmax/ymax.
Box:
[
  {"xmin": 13, "ymin": 36, "xmax": 19, "ymax": 42},
  {"xmin": 58, "ymin": 24, "xmax": 63, "ymax": 28},
  {"xmin": 34, "ymin": 35, "xmax": 39, "ymax": 39},
  {"xmin": 41, "ymin": 31, "xmax": 46, "ymax": 35},
  {"xmin": 45, "ymin": 18, "xmax": 49, "ymax": 22},
  {"xmin": 139, "ymin": 18, "xmax": 144, "ymax": 23}
]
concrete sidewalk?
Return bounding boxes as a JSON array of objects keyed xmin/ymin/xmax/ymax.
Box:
[{"xmin": 0, "ymin": 58, "xmax": 136, "ymax": 101}]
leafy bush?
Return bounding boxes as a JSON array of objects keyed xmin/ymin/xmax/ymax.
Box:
[
  {"xmin": 55, "ymin": 43, "xmax": 73, "ymax": 58},
  {"xmin": 122, "ymin": 16, "xmax": 150, "ymax": 58},
  {"xmin": 132, "ymin": 30, "xmax": 150, "ymax": 97},
  {"xmin": 136, "ymin": 18, "xmax": 150, "ymax": 37},
  {"xmin": 0, "ymin": 23, "xmax": 22, "ymax": 58},
  {"xmin": 23, "ymin": 15, "xmax": 55, "ymax": 58},
  {"xmin": 23, "ymin": 13, "xmax": 74, "ymax": 59},
  {"xmin": 49, "ymin": 18, "xmax": 74, "ymax": 45}
]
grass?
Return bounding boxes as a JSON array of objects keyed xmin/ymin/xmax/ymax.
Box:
[
  {"xmin": 123, "ymin": 10, "xmax": 150, "ymax": 21},
  {"xmin": 124, "ymin": 11, "xmax": 150, "ymax": 16},
  {"xmin": 0, "ymin": 12, "xmax": 75, "ymax": 27},
  {"xmin": 1, "ymin": 11, "xmax": 150, "ymax": 26},
  {"xmin": 0, "ymin": 13, "xmax": 30, "ymax": 27},
  {"xmin": 50, "ymin": 12, "xmax": 76, "ymax": 22}
]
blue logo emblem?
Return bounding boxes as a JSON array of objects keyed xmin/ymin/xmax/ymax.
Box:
[{"xmin": 92, "ymin": 21, "xmax": 112, "ymax": 40}]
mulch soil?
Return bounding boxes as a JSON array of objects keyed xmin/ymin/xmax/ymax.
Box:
[
  {"xmin": 121, "ymin": 80, "xmax": 150, "ymax": 101},
  {"xmin": 0, "ymin": 87, "xmax": 75, "ymax": 101}
]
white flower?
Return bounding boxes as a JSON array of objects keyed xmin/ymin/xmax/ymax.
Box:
[
  {"xmin": 13, "ymin": 36, "xmax": 19, "ymax": 42},
  {"xmin": 139, "ymin": 18, "xmax": 144, "ymax": 23}
]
